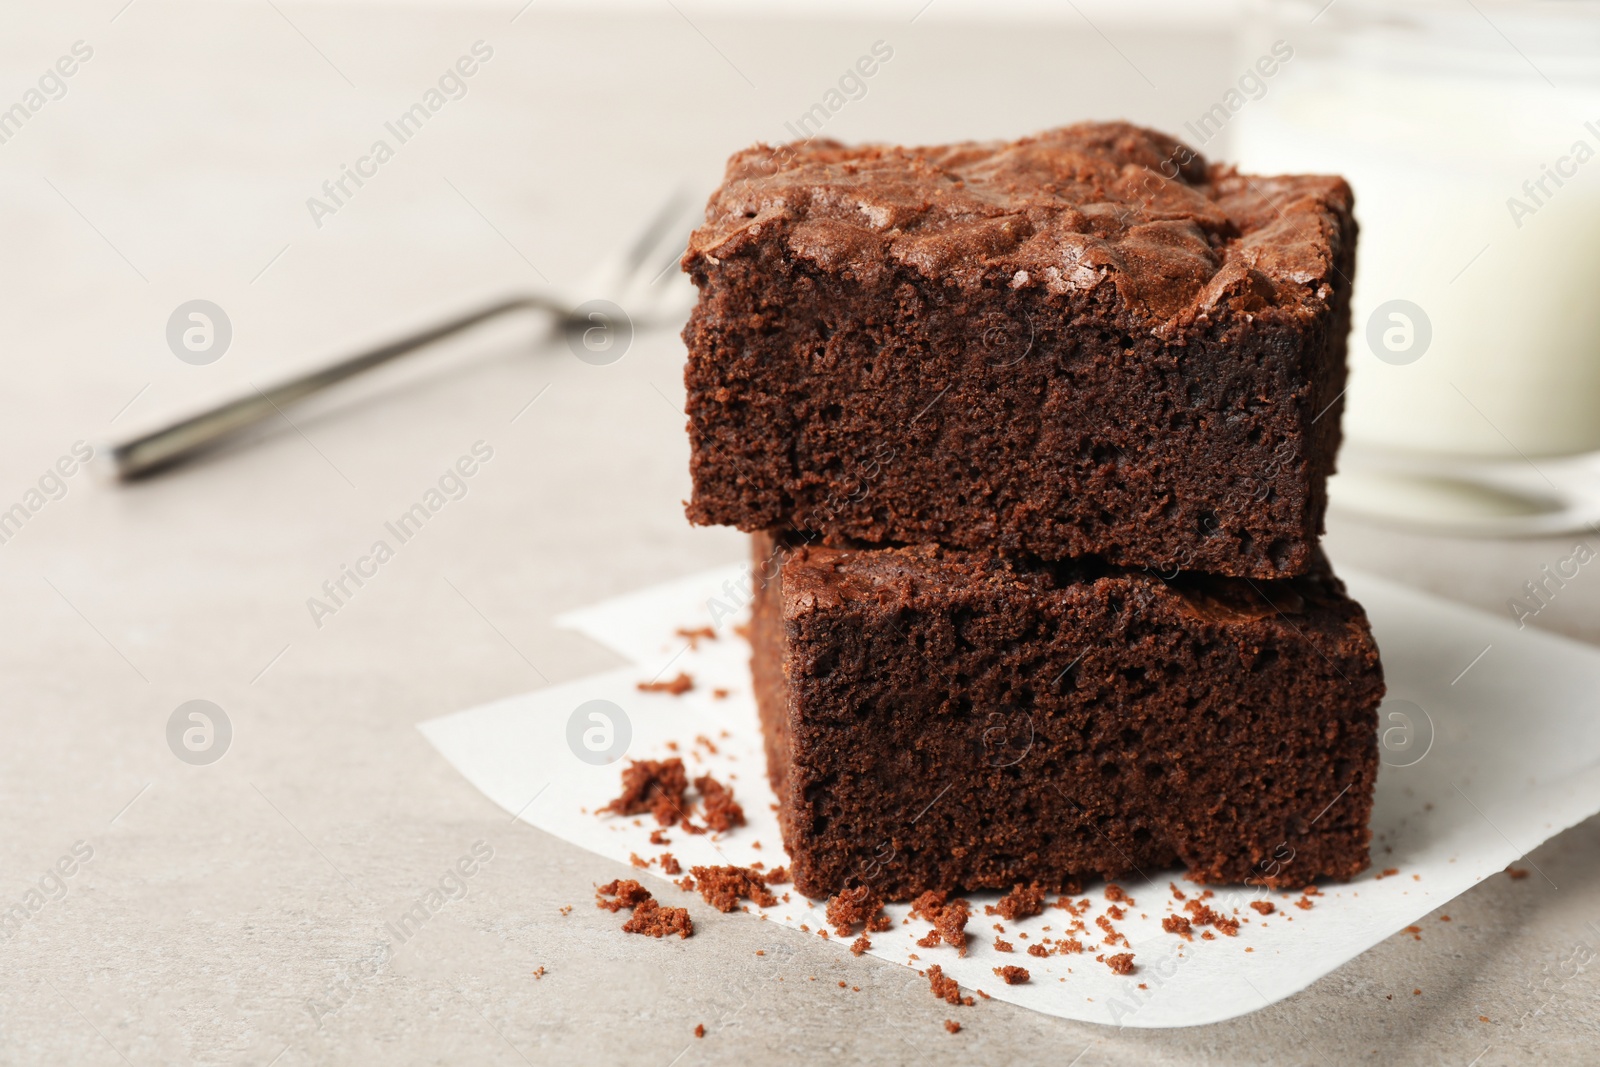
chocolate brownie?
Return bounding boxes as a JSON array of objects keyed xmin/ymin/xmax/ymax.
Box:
[
  {"xmin": 683, "ymin": 122, "xmax": 1357, "ymax": 578},
  {"xmin": 749, "ymin": 531, "xmax": 1383, "ymax": 901}
]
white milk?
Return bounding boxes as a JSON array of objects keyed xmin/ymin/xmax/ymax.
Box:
[{"xmin": 1232, "ymin": 1, "xmax": 1600, "ymax": 460}]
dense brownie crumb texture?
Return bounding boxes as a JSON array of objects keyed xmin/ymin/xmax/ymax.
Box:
[
  {"xmin": 682, "ymin": 121, "xmax": 1358, "ymax": 578},
  {"xmin": 578, "ymin": 613, "xmax": 1382, "ymax": 1018},
  {"xmin": 752, "ymin": 532, "xmax": 1383, "ymax": 901}
]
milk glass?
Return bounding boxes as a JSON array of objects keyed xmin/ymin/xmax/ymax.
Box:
[{"xmin": 1233, "ymin": 0, "xmax": 1600, "ymax": 532}]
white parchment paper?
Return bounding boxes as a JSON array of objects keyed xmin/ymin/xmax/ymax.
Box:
[{"xmin": 418, "ymin": 563, "xmax": 1600, "ymax": 1027}]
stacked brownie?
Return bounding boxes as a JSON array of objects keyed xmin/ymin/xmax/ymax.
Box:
[{"xmin": 681, "ymin": 122, "xmax": 1385, "ymax": 901}]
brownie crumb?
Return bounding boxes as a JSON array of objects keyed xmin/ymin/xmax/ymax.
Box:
[
  {"xmin": 993, "ymin": 965, "xmax": 1030, "ymax": 985},
  {"xmin": 1377, "ymin": 867, "xmax": 1399, "ymax": 879},
  {"xmin": 993, "ymin": 883, "xmax": 1048, "ymax": 921},
  {"xmin": 1183, "ymin": 900, "xmax": 1239, "ymax": 935},
  {"xmin": 675, "ymin": 626, "xmax": 716, "ymax": 649},
  {"xmin": 910, "ymin": 891, "xmax": 970, "ymax": 955},
  {"xmin": 851, "ymin": 935, "xmax": 871, "ymax": 956},
  {"xmin": 1161, "ymin": 915, "xmax": 1193, "ymax": 939},
  {"xmin": 648, "ymin": 829, "xmax": 671, "ymax": 846},
  {"xmin": 1095, "ymin": 915, "xmax": 1128, "ymax": 947},
  {"xmin": 694, "ymin": 1023, "xmax": 706, "ymax": 1038},
  {"xmin": 1295, "ymin": 897, "xmax": 1315, "ymax": 911},
  {"xmin": 624, "ymin": 899, "xmax": 694, "ymax": 939},
  {"xmin": 638, "ymin": 673, "xmax": 694, "ymax": 695},
  {"xmin": 1506, "ymin": 867, "xmax": 1530, "ymax": 880},
  {"xmin": 1170, "ymin": 883, "xmax": 1188, "ymax": 901},
  {"xmin": 1103, "ymin": 953, "xmax": 1137, "ymax": 975},
  {"xmin": 533, "ymin": 966, "xmax": 546, "ymax": 979},
  {"xmin": 944, "ymin": 1019, "xmax": 961, "ymax": 1034},
  {"xmin": 1250, "ymin": 901, "xmax": 1275, "ymax": 915},
  {"xmin": 713, "ymin": 688, "xmax": 730, "ymax": 699},
  {"xmin": 596, "ymin": 879, "xmax": 693, "ymax": 939},
  {"xmin": 629, "ymin": 853, "xmax": 649, "ymax": 869},
  {"xmin": 909, "ymin": 890, "xmax": 949, "ymax": 921},
  {"xmin": 917, "ymin": 921, "xmax": 970, "ymax": 951},
  {"xmin": 827, "ymin": 885, "xmax": 886, "ymax": 936},
  {"xmin": 659, "ymin": 853, "xmax": 682, "ymax": 876},
  {"xmin": 1055, "ymin": 896, "xmax": 1085, "ymax": 918},
  {"xmin": 994, "ymin": 938, "xmax": 1013, "ymax": 953},
  {"xmin": 558, "ymin": 905, "xmax": 572, "ymax": 916},
  {"xmin": 763, "ymin": 866, "xmax": 791, "ymax": 885},
  {"xmin": 690, "ymin": 865, "xmax": 777, "ymax": 912},
  {"xmin": 694, "ymin": 774, "xmax": 746, "ymax": 832},
  {"xmin": 601, "ymin": 758, "xmax": 689, "ymax": 826},
  {"xmin": 596, "ymin": 879, "xmax": 653, "ymax": 912},
  {"xmin": 1405, "ymin": 925, "xmax": 1422, "ymax": 941},
  {"xmin": 1105, "ymin": 884, "xmax": 1133, "ymax": 905},
  {"xmin": 925, "ymin": 964, "xmax": 974, "ymax": 1007},
  {"xmin": 935, "ymin": 902, "xmax": 971, "ymax": 955},
  {"xmin": 1057, "ymin": 938, "xmax": 1084, "ymax": 954},
  {"xmin": 1026, "ymin": 943, "xmax": 1050, "ymax": 959}
]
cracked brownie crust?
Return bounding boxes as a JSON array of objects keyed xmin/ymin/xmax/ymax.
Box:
[{"xmin": 683, "ymin": 122, "xmax": 1357, "ymax": 578}]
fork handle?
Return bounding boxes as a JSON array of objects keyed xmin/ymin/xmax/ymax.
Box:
[{"xmin": 105, "ymin": 293, "xmax": 566, "ymax": 481}]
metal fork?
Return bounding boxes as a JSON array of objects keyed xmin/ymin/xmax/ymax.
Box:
[{"xmin": 103, "ymin": 191, "xmax": 701, "ymax": 481}]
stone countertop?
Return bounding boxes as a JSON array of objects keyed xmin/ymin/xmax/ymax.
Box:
[{"xmin": 1, "ymin": 3, "xmax": 1595, "ymax": 1063}]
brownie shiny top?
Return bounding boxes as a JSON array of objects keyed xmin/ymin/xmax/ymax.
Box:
[{"xmin": 684, "ymin": 122, "xmax": 1353, "ymax": 333}]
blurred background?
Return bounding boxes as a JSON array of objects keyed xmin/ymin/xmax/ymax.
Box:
[{"xmin": 5, "ymin": 2, "xmax": 1600, "ymax": 1062}]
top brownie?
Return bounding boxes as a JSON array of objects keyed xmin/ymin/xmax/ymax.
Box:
[{"xmin": 681, "ymin": 122, "xmax": 1357, "ymax": 578}]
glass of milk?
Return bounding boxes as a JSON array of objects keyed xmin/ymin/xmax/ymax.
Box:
[{"xmin": 1233, "ymin": 0, "xmax": 1600, "ymax": 534}]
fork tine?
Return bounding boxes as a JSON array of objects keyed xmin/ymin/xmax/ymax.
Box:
[
  {"xmin": 612, "ymin": 191, "xmax": 702, "ymax": 323},
  {"xmin": 637, "ymin": 195, "xmax": 704, "ymax": 292},
  {"xmin": 585, "ymin": 188, "xmax": 697, "ymax": 308},
  {"xmin": 621, "ymin": 187, "xmax": 695, "ymax": 276}
]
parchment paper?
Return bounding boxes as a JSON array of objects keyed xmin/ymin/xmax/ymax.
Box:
[{"xmin": 419, "ymin": 563, "xmax": 1600, "ymax": 1027}]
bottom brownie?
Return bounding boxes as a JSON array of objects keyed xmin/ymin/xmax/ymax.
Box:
[{"xmin": 750, "ymin": 532, "xmax": 1384, "ymax": 902}]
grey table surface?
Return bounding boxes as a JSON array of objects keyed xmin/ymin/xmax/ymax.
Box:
[{"xmin": 2, "ymin": 2, "xmax": 1597, "ymax": 1063}]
